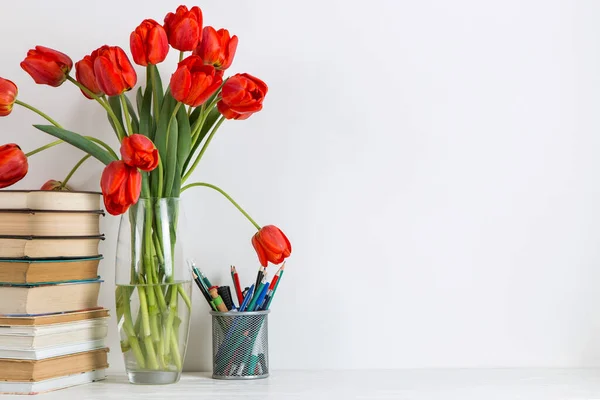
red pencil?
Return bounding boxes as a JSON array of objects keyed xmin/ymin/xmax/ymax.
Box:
[
  {"xmin": 268, "ymin": 272, "xmax": 280, "ymax": 291},
  {"xmin": 231, "ymin": 266, "xmax": 244, "ymax": 305}
]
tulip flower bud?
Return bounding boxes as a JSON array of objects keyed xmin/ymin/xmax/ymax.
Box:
[{"xmin": 0, "ymin": 144, "xmax": 28, "ymax": 189}]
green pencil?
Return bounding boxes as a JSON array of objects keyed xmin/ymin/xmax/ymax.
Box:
[
  {"xmin": 246, "ymin": 279, "xmax": 266, "ymax": 312},
  {"xmin": 265, "ymin": 263, "xmax": 285, "ymax": 310}
]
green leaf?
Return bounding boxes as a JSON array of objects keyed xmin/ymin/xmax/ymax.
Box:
[
  {"xmin": 182, "ymin": 107, "xmax": 220, "ymax": 174},
  {"xmin": 176, "ymin": 104, "xmax": 191, "ymax": 176},
  {"xmin": 107, "ymin": 96, "xmax": 124, "ymax": 133},
  {"xmin": 124, "ymin": 96, "xmax": 139, "ymax": 133},
  {"xmin": 151, "ymin": 90, "xmax": 175, "ymax": 196},
  {"xmin": 139, "ymin": 85, "xmax": 154, "ymax": 138},
  {"xmin": 151, "ymin": 65, "xmax": 164, "ymax": 110},
  {"xmin": 136, "ymin": 87, "xmax": 143, "ymax": 116},
  {"xmin": 171, "ymin": 161, "xmax": 182, "ymax": 198},
  {"xmin": 164, "ymin": 117, "xmax": 178, "ymax": 197},
  {"xmin": 33, "ymin": 125, "xmax": 116, "ymax": 165}
]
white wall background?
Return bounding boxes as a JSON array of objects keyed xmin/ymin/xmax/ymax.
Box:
[{"xmin": 1, "ymin": 0, "xmax": 600, "ymax": 371}]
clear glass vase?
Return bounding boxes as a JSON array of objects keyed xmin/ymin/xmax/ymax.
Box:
[{"xmin": 115, "ymin": 198, "xmax": 192, "ymax": 385}]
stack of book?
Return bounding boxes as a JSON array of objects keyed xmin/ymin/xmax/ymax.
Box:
[{"xmin": 0, "ymin": 191, "xmax": 109, "ymax": 395}]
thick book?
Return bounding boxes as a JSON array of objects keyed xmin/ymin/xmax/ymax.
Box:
[
  {"xmin": 0, "ymin": 317, "xmax": 108, "ymax": 349},
  {"xmin": 0, "ymin": 236, "xmax": 103, "ymax": 259},
  {"xmin": 0, "ymin": 280, "xmax": 101, "ymax": 315},
  {"xmin": 0, "ymin": 257, "xmax": 102, "ymax": 284},
  {"xmin": 0, "ymin": 369, "xmax": 106, "ymax": 395},
  {"xmin": 0, "ymin": 339, "xmax": 106, "ymax": 360},
  {"xmin": 0, "ymin": 190, "xmax": 101, "ymax": 211},
  {"xmin": 0, "ymin": 348, "xmax": 109, "ymax": 381},
  {"xmin": 0, "ymin": 308, "xmax": 109, "ymax": 326},
  {"xmin": 0, "ymin": 210, "xmax": 102, "ymax": 236}
]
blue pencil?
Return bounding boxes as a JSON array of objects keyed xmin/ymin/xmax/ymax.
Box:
[{"xmin": 239, "ymin": 284, "xmax": 255, "ymax": 312}]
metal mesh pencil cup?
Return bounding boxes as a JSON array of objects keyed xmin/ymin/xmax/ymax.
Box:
[{"xmin": 211, "ymin": 310, "xmax": 270, "ymax": 379}]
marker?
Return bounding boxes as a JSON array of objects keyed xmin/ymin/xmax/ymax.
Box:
[{"xmin": 208, "ymin": 286, "xmax": 228, "ymax": 312}]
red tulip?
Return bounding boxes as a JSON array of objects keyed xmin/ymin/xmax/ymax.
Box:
[
  {"xmin": 130, "ymin": 19, "xmax": 169, "ymax": 66},
  {"xmin": 252, "ymin": 225, "xmax": 291, "ymax": 267},
  {"xmin": 217, "ymin": 74, "xmax": 268, "ymax": 120},
  {"xmin": 120, "ymin": 134, "xmax": 159, "ymax": 172},
  {"xmin": 20, "ymin": 46, "xmax": 73, "ymax": 87},
  {"xmin": 164, "ymin": 5, "xmax": 203, "ymax": 51},
  {"xmin": 170, "ymin": 55, "xmax": 223, "ymax": 107},
  {"xmin": 0, "ymin": 144, "xmax": 28, "ymax": 189},
  {"xmin": 40, "ymin": 179, "xmax": 71, "ymax": 191},
  {"xmin": 0, "ymin": 78, "xmax": 18, "ymax": 117},
  {"xmin": 100, "ymin": 161, "xmax": 141, "ymax": 215},
  {"xmin": 194, "ymin": 26, "xmax": 238, "ymax": 70},
  {"xmin": 75, "ymin": 53, "xmax": 104, "ymax": 99},
  {"xmin": 93, "ymin": 46, "xmax": 137, "ymax": 96}
]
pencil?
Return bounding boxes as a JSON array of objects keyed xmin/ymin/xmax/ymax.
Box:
[
  {"xmin": 265, "ymin": 263, "xmax": 285, "ymax": 310},
  {"xmin": 191, "ymin": 266, "xmax": 215, "ymax": 310},
  {"xmin": 254, "ymin": 266, "xmax": 265, "ymax": 295},
  {"xmin": 231, "ymin": 266, "xmax": 244, "ymax": 305}
]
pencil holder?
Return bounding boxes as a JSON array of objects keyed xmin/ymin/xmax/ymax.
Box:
[{"xmin": 211, "ymin": 310, "xmax": 270, "ymax": 379}]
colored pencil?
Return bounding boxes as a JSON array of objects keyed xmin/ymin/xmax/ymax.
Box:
[
  {"xmin": 265, "ymin": 263, "xmax": 285, "ymax": 310},
  {"xmin": 254, "ymin": 266, "xmax": 265, "ymax": 294},
  {"xmin": 231, "ymin": 266, "xmax": 244, "ymax": 305}
]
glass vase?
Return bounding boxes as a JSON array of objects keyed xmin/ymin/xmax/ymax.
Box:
[{"xmin": 115, "ymin": 198, "xmax": 192, "ymax": 385}]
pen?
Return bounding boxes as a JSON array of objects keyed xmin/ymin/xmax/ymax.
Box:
[
  {"xmin": 238, "ymin": 284, "xmax": 254, "ymax": 312},
  {"xmin": 248, "ymin": 280, "xmax": 269, "ymax": 312},
  {"xmin": 246, "ymin": 279, "xmax": 266, "ymax": 312}
]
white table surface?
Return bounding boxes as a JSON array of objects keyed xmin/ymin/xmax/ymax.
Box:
[{"xmin": 6, "ymin": 369, "xmax": 600, "ymax": 399}]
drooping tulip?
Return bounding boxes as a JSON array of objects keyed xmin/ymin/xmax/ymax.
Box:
[
  {"xmin": 93, "ymin": 46, "xmax": 137, "ymax": 96},
  {"xmin": 100, "ymin": 160, "xmax": 141, "ymax": 215},
  {"xmin": 0, "ymin": 78, "xmax": 18, "ymax": 116},
  {"xmin": 163, "ymin": 5, "xmax": 203, "ymax": 51},
  {"xmin": 170, "ymin": 55, "xmax": 222, "ymax": 107},
  {"xmin": 217, "ymin": 73, "xmax": 268, "ymax": 120},
  {"xmin": 120, "ymin": 134, "xmax": 159, "ymax": 172},
  {"xmin": 0, "ymin": 144, "xmax": 28, "ymax": 189},
  {"xmin": 130, "ymin": 19, "xmax": 169, "ymax": 66},
  {"xmin": 20, "ymin": 46, "xmax": 73, "ymax": 87},
  {"xmin": 75, "ymin": 52, "xmax": 104, "ymax": 99},
  {"xmin": 194, "ymin": 26, "xmax": 238, "ymax": 70},
  {"xmin": 252, "ymin": 225, "xmax": 292, "ymax": 267},
  {"xmin": 40, "ymin": 179, "xmax": 71, "ymax": 191}
]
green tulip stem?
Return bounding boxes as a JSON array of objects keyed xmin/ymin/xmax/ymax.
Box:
[
  {"xmin": 179, "ymin": 51, "xmax": 184, "ymax": 63},
  {"xmin": 66, "ymin": 76, "xmax": 125, "ymax": 140},
  {"xmin": 25, "ymin": 140, "xmax": 64, "ymax": 157},
  {"xmin": 157, "ymin": 158, "xmax": 164, "ymax": 198},
  {"xmin": 25, "ymin": 137, "xmax": 118, "ymax": 160},
  {"xmin": 182, "ymin": 116, "xmax": 225, "ymax": 183},
  {"xmin": 61, "ymin": 154, "xmax": 92, "ymax": 188},
  {"xmin": 180, "ymin": 182, "xmax": 261, "ymax": 230},
  {"xmin": 14, "ymin": 100, "xmax": 63, "ymax": 128},
  {"xmin": 120, "ymin": 94, "xmax": 134, "ymax": 136}
]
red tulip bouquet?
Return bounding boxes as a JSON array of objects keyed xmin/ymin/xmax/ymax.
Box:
[{"xmin": 0, "ymin": 5, "xmax": 291, "ymax": 378}]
